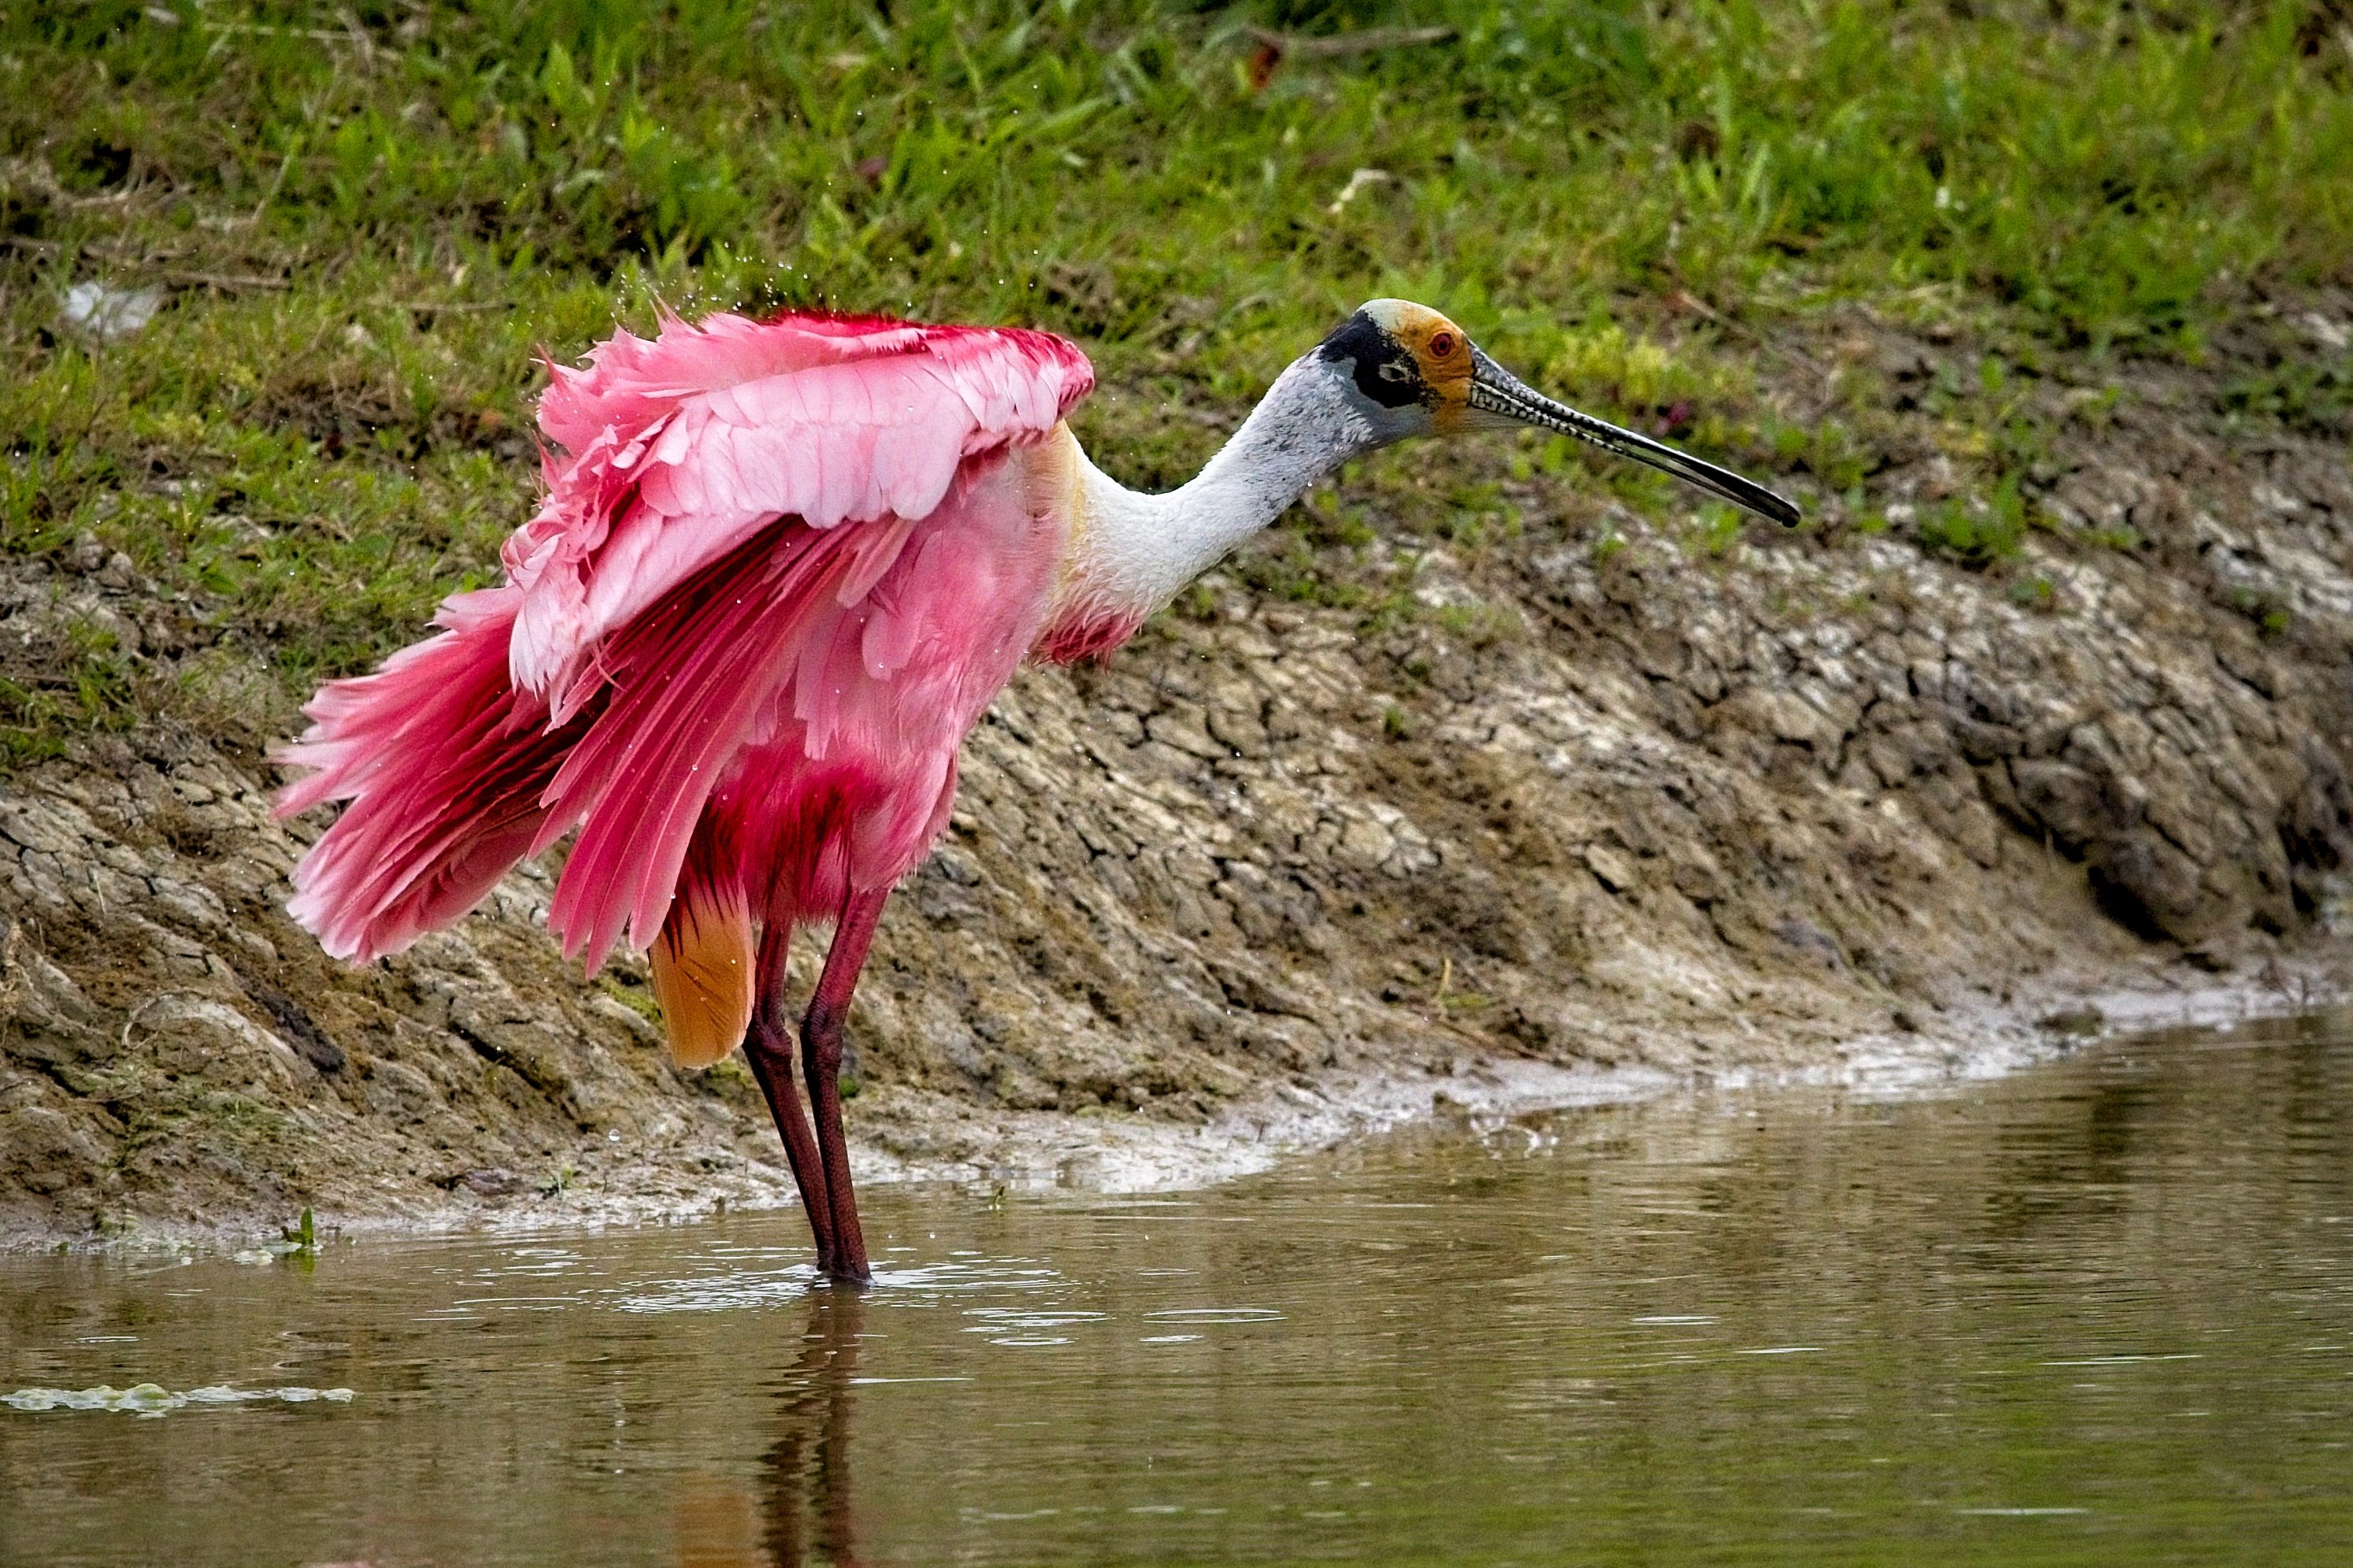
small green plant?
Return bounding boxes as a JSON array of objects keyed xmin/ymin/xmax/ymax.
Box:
[
  {"xmin": 275, "ymin": 1207, "xmax": 319, "ymax": 1271},
  {"xmin": 1435, "ymin": 602, "xmax": 1522, "ymax": 647},
  {"xmin": 2066, "ymin": 386, "xmax": 2124, "ymax": 428},
  {"xmin": 2221, "ymin": 361, "xmax": 2351, "ymax": 436},
  {"xmin": 1301, "ymin": 491, "xmax": 1377, "ymax": 549},
  {"xmin": 1692, "ymin": 502, "xmax": 1744, "ymax": 556},
  {"xmin": 1175, "ymin": 582, "xmax": 1218, "ymax": 621},
  {"xmin": 702, "ymin": 1057, "xmax": 757, "ymax": 1092},
  {"xmin": 1914, "ymin": 476, "xmax": 2031, "ymax": 568},
  {"xmin": 2009, "ymin": 574, "xmax": 2057, "ymax": 611},
  {"xmin": 0, "ymin": 617, "xmax": 142, "ymax": 764},
  {"xmin": 597, "ymin": 973, "xmax": 661, "ymax": 1026},
  {"xmin": 2229, "ymin": 587, "xmax": 2293, "ymax": 636},
  {"xmin": 1435, "ymin": 480, "xmax": 1517, "ymax": 550},
  {"xmin": 1235, "ymin": 534, "xmax": 1365, "ymax": 609},
  {"xmin": 1354, "ymin": 588, "xmax": 1418, "ymax": 637}
]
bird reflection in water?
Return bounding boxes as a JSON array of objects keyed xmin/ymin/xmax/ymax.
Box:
[{"xmin": 673, "ymin": 1288, "xmax": 865, "ymax": 1568}]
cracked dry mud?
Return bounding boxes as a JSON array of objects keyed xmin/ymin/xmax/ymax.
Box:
[{"xmin": 3, "ymin": 310, "xmax": 2351, "ymax": 1244}]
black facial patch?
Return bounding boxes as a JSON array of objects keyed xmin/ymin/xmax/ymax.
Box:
[{"xmin": 1317, "ymin": 311, "xmax": 1426, "ymax": 410}]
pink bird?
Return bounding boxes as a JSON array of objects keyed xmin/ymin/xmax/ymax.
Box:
[{"xmin": 276, "ymin": 300, "xmax": 1794, "ymax": 1280}]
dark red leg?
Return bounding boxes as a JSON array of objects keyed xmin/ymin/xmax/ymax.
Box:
[
  {"xmin": 742, "ymin": 924, "xmax": 837, "ymax": 1272},
  {"xmin": 803, "ymin": 888, "xmax": 889, "ymax": 1283}
]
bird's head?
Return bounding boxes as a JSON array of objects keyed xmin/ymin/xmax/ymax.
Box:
[{"xmin": 1313, "ymin": 298, "xmax": 1798, "ymax": 526}]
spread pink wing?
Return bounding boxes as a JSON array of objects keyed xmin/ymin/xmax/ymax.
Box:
[
  {"xmin": 276, "ymin": 310, "xmax": 1092, "ymax": 967},
  {"xmin": 507, "ymin": 310, "xmax": 1092, "ymax": 715},
  {"xmin": 277, "ymin": 584, "xmax": 573, "ymax": 963}
]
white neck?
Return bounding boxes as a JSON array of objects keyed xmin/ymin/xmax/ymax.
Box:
[{"xmin": 1061, "ymin": 358, "xmax": 1371, "ymax": 621}]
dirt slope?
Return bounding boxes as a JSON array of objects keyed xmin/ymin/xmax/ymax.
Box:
[{"xmin": 4, "ymin": 306, "xmax": 2351, "ymax": 1244}]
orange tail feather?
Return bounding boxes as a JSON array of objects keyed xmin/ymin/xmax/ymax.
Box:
[{"xmin": 649, "ymin": 876, "xmax": 754, "ymax": 1069}]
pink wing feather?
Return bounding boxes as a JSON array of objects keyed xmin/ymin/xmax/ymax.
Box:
[
  {"xmin": 277, "ymin": 309, "xmax": 1092, "ymax": 969},
  {"xmin": 506, "ymin": 311, "xmax": 1091, "ymax": 711}
]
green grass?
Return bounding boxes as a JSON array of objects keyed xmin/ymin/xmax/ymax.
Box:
[
  {"xmin": 1914, "ymin": 471, "xmax": 2036, "ymax": 567},
  {"xmin": 2, "ymin": 0, "xmax": 2349, "ymax": 759}
]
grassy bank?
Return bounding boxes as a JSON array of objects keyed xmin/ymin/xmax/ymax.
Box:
[{"xmin": 2, "ymin": 0, "xmax": 2348, "ymax": 763}]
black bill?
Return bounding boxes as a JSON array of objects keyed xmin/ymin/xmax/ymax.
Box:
[{"xmin": 1468, "ymin": 347, "xmax": 1799, "ymax": 528}]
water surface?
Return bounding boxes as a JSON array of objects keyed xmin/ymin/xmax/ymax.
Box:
[{"xmin": 5, "ymin": 1013, "xmax": 2351, "ymax": 1566}]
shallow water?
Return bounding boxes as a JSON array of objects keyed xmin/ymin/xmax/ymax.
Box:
[{"xmin": 5, "ymin": 1014, "xmax": 2351, "ymax": 1566}]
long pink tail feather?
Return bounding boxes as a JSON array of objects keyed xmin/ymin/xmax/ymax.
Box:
[
  {"xmin": 276, "ymin": 590, "xmax": 593, "ymax": 962},
  {"xmin": 278, "ymin": 513, "xmax": 924, "ymax": 974}
]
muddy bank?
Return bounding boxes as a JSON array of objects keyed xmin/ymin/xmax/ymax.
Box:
[{"xmin": 3, "ymin": 303, "xmax": 2351, "ymax": 1245}]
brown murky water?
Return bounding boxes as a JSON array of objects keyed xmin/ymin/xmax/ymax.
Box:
[{"xmin": 5, "ymin": 1011, "xmax": 2351, "ymax": 1566}]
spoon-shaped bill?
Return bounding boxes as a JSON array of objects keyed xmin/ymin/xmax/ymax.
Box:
[{"xmin": 1467, "ymin": 348, "xmax": 1800, "ymax": 528}]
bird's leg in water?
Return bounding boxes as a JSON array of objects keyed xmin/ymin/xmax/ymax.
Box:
[
  {"xmin": 744, "ymin": 925, "xmax": 836, "ymax": 1272},
  {"xmin": 803, "ymin": 888, "xmax": 888, "ymax": 1283}
]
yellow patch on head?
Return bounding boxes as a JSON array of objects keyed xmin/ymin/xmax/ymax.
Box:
[{"xmin": 1358, "ymin": 298, "xmax": 1475, "ymax": 428}]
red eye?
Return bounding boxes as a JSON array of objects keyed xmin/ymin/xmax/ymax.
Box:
[{"xmin": 1430, "ymin": 332, "xmax": 1457, "ymax": 357}]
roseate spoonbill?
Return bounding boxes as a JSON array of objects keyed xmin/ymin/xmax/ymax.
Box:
[{"xmin": 276, "ymin": 299, "xmax": 1795, "ymax": 1281}]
